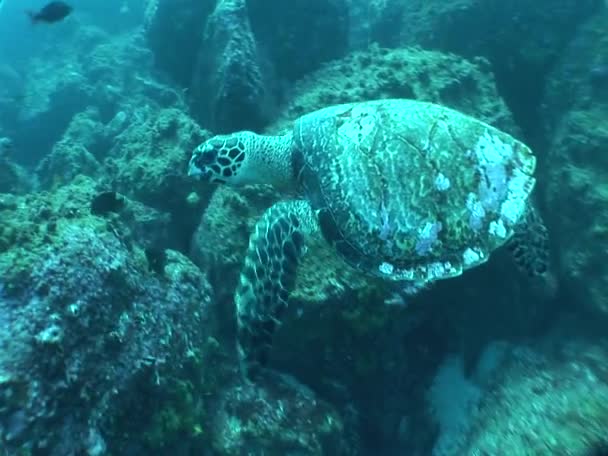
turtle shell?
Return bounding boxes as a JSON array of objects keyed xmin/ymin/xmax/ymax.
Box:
[{"xmin": 292, "ymin": 99, "xmax": 536, "ymax": 284}]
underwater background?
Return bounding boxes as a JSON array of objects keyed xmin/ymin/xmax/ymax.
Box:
[{"xmin": 1, "ymin": 0, "xmax": 608, "ymax": 455}]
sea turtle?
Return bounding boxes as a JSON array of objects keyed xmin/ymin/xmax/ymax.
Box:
[{"xmin": 188, "ymin": 99, "xmax": 549, "ymax": 378}]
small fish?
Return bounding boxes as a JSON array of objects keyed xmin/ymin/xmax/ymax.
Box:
[
  {"xmin": 90, "ymin": 191, "xmax": 125, "ymax": 216},
  {"xmin": 27, "ymin": 1, "xmax": 73, "ymax": 24}
]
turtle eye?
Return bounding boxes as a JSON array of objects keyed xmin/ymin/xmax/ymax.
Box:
[{"xmin": 197, "ymin": 146, "xmax": 218, "ymax": 166}]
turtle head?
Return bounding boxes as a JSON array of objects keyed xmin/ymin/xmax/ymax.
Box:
[
  {"xmin": 188, "ymin": 131, "xmax": 294, "ymax": 189},
  {"xmin": 188, "ymin": 133, "xmax": 251, "ymax": 185}
]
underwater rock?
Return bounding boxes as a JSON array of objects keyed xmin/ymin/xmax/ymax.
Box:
[
  {"xmin": 459, "ymin": 336, "xmax": 608, "ymax": 455},
  {"xmin": 347, "ymin": 0, "xmax": 404, "ymax": 49},
  {"xmin": 144, "ymin": 0, "xmax": 216, "ymax": 89},
  {"xmin": 397, "ymin": 0, "xmax": 602, "ymax": 139},
  {"xmin": 35, "ymin": 108, "xmax": 109, "ymax": 189},
  {"xmin": 109, "ymin": 107, "xmax": 212, "ymax": 252},
  {"xmin": 0, "ymin": 63, "xmax": 23, "ymax": 105},
  {"xmin": 39, "ymin": 105, "xmax": 216, "ymax": 251},
  {"xmin": 269, "ymin": 45, "xmax": 518, "ymax": 133},
  {"xmin": 190, "ymin": 0, "xmax": 271, "ymax": 133},
  {"xmin": 247, "ymin": 0, "xmax": 349, "ymax": 82},
  {"xmin": 146, "ymin": 0, "xmax": 349, "ymax": 132},
  {"xmin": 0, "ymin": 137, "xmax": 32, "ymax": 194},
  {"xmin": 541, "ymin": 13, "xmax": 608, "ymax": 318},
  {"xmin": 0, "ymin": 156, "xmax": 32, "ymax": 195},
  {"xmin": 543, "ymin": 108, "xmax": 608, "ymax": 317},
  {"xmin": 0, "ymin": 177, "xmax": 221, "ymax": 454},
  {"xmin": 36, "ymin": 140, "xmax": 102, "ymax": 191},
  {"xmin": 542, "ymin": 12, "xmax": 608, "ymax": 136},
  {"xmin": 210, "ymin": 373, "xmax": 358, "ymax": 455},
  {"xmin": 11, "ymin": 26, "xmax": 172, "ymax": 168}
]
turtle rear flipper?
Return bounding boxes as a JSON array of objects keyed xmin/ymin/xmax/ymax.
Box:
[
  {"xmin": 236, "ymin": 200, "xmax": 317, "ymax": 379},
  {"xmin": 506, "ymin": 205, "xmax": 557, "ymax": 297}
]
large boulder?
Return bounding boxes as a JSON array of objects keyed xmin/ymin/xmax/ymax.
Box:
[
  {"xmin": 37, "ymin": 107, "xmax": 212, "ymax": 252},
  {"xmin": 0, "ymin": 178, "xmax": 221, "ymax": 454},
  {"xmin": 268, "ymin": 45, "xmax": 518, "ymax": 135},
  {"xmin": 396, "ymin": 0, "xmax": 602, "ymax": 140},
  {"xmin": 190, "ymin": 0, "xmax": 272, "ymax": 133},
  {"xmin": 541, "ymin": 14, "xmax": 608, "ymax": 317},
  {"xmin": 460, "ymin": 334, "xmax": 608, "ymax": 455},
  {"xmin": 145, "ymin": 0, "xmax": 350, "ymax": 132}
]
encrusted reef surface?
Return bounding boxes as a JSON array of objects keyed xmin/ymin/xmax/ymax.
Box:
[
  {"xmin": 36, "ymin": 105, "xmax": 212, "ymax": 252},
  {"xmin": 145, "ymin": 0, "xmax": 349, "ymax": 132},
  {"xmin": 397, "ymin": 0, "xmax": 602, "ymax": 140},
  {"xmin": 461, "ymin": 331, "xmax": 608, "ymax": 455},
  {"xmin": 269, "ymin": 45, "xmax": 518, "ymax": 134},
  {"xmin": 0, "ymin": 178, "xmax": 219, "ymax": 454},
  {"xmin": 2, "ymin": 1, "xmax": 608, "ymax": 454},
  {"xmin": 541, "ymin": 11, "xmax": 608, "ymax": 318},
  {"xmin": 190, "ymin": 0, "xmax": 271, "ymax": 133}
]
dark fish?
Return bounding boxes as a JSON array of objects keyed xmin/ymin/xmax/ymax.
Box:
[
  {"xmin": 27, "ymin": 2, "xmax": 73, "ymax": 24},
  {"xmin": 90, "ymin": 191, "xmax": 125, "ymax": 216},
  {"xmin": 145, "ymin": 247, "xmax": 167, "ymax": 274}
]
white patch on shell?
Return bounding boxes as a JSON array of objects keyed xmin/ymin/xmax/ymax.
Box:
[
  {"xmin": 489, "ymin": 219, "xmax": 507, "ymax": 238},
  {"xmin": 425, "ymin": 261, "xmax": 456, "ymax": 281},
  {"xmin": 434, "ymin": 173, "xmax": 451, "ymax": 191},
  {"xmin": 473, "ymin": 130, "xmax": 514, "ymax": 165},
  {"xmin": 415, "ymin": 221, "xmax": 442, "ymax": 256},
  {"xmin": 379, "ymin": 262, "xmax": 395, "ymax": 275},
  {"xmin": 336, "ymin": 106, "xmax": 376, "ymax": 143},
  {"xmin": 500, "ymin": 168, "xmax": 534, "ymax": 226},
  {"xmin": 396, "ymin": 267, "xmax": 416, "ymax": 281},
  {"xmin": 462, "ymin": 247, "xmax": 484, "ymax": 267},
  {"xmin": 466, "ymin": 193, "xmax": 486, "ymax": 231},
  {"xmin": 466, "ymin": 131, "xmax": 534, "ymax": 233},
  {"xmin": 478, "ymin": 162, "xmax": 508, "ymax": 213}
]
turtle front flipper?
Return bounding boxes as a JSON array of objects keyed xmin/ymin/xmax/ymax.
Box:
[
  {"xmin": 235, "ymin": 200, "xmax": 318, "ymax": 379},
  {"xmin": 506, "ymin": 204, "xmax": 556, "ymax": 294}
]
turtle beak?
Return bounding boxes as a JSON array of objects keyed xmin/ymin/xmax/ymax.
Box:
[{"xmin": 188, "ymin": 155, "xmax": 207, "ymax": 179}]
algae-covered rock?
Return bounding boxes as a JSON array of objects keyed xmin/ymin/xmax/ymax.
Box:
[
  {"xmin": 12, "ymin": 26, "xmax": 177, "ymax": 168},
  {"xmin": 540, "ymin": 12, "xmax": 608, "ymax": 317},
  {"xmin": 397, "ymin": 0, "xmax": 602, "ymax": 136},
  {"xmin": 110, "ymin": 107, "xmax": 209, "ymax": 207},
  {"xmin": 544, "ymin": 107, "xmax": 608, "ymax": 317},
  {"xmin": 0, "ymin": 154, "xmax": 32, "ymax": 195},
  {"xmin": 210, "ymin": 373, "xmax": 358, "ymax": 455},
  {"xmin": 0, "ymin": 177, "xmax": 220, "ymax": 454},
  {"xmin": 247, "ymin": 0, "xmax": 349, "ymax": 82},
  {"xmin": 35, "ymin": 108, "xmax": 107, "ymax": 189},
  {"xmin": 542, "ymin": 12, "xmax": 608, "ymax": 138},
  {"xmin": 144, "ymin": 0, "xmax": 216, "ymax": 89},
  {"xmin": 461, "ymin": 336, "xmax": 608, "ymax": 455},
  {"xmin": 109, "ymin": 107, "xmax": 212, "ymax": 250},
  {"xmin": 269, "ymin": 46, "xmax": 518, "ymax": 135},
  {"xmin": 190, "ymin": 0, "xmax": 272, "ymax": 133},
  {"xmin": 34, "ymin": 106, "xmax": 211, "ymax": 252}
]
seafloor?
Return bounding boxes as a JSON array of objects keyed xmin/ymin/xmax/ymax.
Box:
[{"xmin": 1, "ymin": 0, "xmax": 608, "ymax": 455}]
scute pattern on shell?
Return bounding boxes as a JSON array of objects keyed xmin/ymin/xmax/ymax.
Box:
[{"xmin": 293, "ymin": 99, "xmax": 536, "ymax": 284}]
